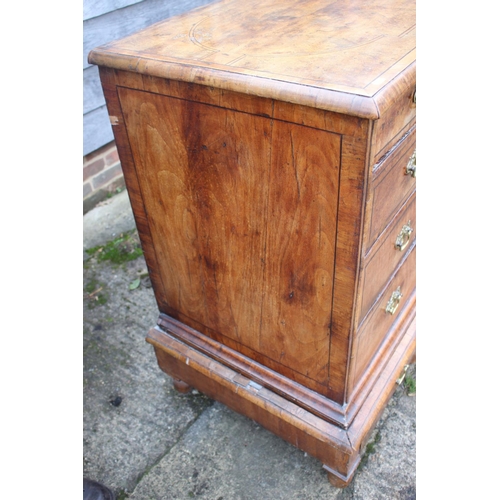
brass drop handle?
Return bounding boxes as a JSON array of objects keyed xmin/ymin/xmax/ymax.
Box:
[
  {"xmin": 405, "ymin": 150, "xmax": 416, "ymax": 178},
  {"xmin": 395, "ymin": 221, "xmax": 413, "ymax": 251},
  {"xmin": 386, "ymin": 286, "xmax": 402, "ymax": 315}
]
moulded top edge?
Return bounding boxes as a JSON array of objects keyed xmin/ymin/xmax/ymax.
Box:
[
  {"xmin": 89, "ymin": 48, "xmax": 416, "ymax": 120},
  {"xmin": 88, "ymin": 0, "xmax": 416, "ymax": 119}
]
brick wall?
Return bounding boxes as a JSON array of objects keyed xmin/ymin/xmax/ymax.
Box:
[{"xmin": 83, "ymin": 141, "xmax": 126, "ymax": 214}]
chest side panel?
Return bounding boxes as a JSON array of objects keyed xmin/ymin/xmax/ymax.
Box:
[
  {"xmin": 260, "ymin": 120, "xmax": 340, "ymax": 383},
  {"xmin": 117, "ymin": 87, "xmax": 340, "ymax": 385}
]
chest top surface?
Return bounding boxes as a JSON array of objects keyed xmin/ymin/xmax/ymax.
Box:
[{"xmin": 89, "ymin": 0, "xmax": 416, "ymax": 119}]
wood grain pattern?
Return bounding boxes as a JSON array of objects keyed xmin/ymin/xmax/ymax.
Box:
[
  {"xmin": 118, "ymin": 86, "xmax": 340, "ymax": 383},
  {"xmin": 347, "ymin": 290, "xmax": 416, "ymax": 410},
  {"xmin": 328, "ymin": 129, "xmax": 371, "ymax": 403},
  {"xmin": 90, "ymin": 0, "xmax": 416, "ymax": 484},
  {"xmin": 147, "ymin": 328, "xmax": 355, "ymax": 484},
  {"xmin": 351, "ymin": 246, "xmax": 416, "ymax": 390},
  {"xmin": 84, "ymin": 0, "xmax": 216, "ymax": 69},
  {"xmin": 260, "ymin": 120, "xmax": 340, "ymax": 384},
  {"xmin": 98, "ymin": 67, "xmax": 171, "ymax": 314},
  {"xmin": 371, "ymin": 67, "xmax": 417, "ymax": 160},
  {"xmin": 157, "ymin": 313, "xmax": 349, "ymax": 427},
  {"xmin": 358, "ymin": 192, "xmax": 416, "ymax": 324},
  {"xmin": 371, "ymin": 116, "xmax": 416, "ymax": 167},
  {"xmin": 90, "ymin": 0, "xmax": 415, "ymax": 91},
  {"xmin": 88, "ymin": 0, "xmax": 415, "ymax": 118},
  {"xmin": 118, "ymin": 88, "xmax": 270, "ymax": 350},
  {"xmin": 343, "ymin": 311, "xmax": 415, "ymax": 452},
  {"xmin": 163, "ymin": 308, "xmax": 337, "ymax": 398},
  {"xmin": 140, "ymin": 72, "xmax": 274, "ymax": 117},
  {"xmin": 367, "ymin": 127, "xmax": 416, "ymax": 247},
  {"xmin": 146, "ymin": 309, "xmax": 415, "ymax": 488},
  {"xmin": 273, "ymin": 101, "xmax": 366, "ymax": 137}
]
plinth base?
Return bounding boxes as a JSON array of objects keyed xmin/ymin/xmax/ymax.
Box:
[{"xmin": 146, "ymin": 315, "xmax": 415, "ymax": 487}]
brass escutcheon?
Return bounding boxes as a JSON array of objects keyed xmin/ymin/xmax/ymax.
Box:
[
  {"xmin": 386, "ymin": 286, "xmax": 402, "ymax": 315},
  {"xmin": 395, "ymin": 221, "xmax": 413, "ymax": 251},
  {"xmin": 405, "ymin": 150, "xmax": 416, "ymax": 178}
]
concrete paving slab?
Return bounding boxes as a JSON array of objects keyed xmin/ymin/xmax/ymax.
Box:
[
  {"xmin": 83, "ymin": 192, "xmax": 416, "ymax": 499},
  {"xmin": 83, "ymin": 190, "xmax": 136, "ymax": 252},
  {"xmin": 129, "ymin": 402, "xmax": 342, "ymax": 500},
  {"xmin": 83, "ymin": 250, "xmax": 214, "ymax": 495},
  {"xmin": 127, "ymin": 384, "xmax": 416, "ymax": 500}
]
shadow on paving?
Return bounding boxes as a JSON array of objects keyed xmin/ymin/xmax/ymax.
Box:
[{"xmin": 83, "ymin": 225, "xmax": 416, "ymax": 500}]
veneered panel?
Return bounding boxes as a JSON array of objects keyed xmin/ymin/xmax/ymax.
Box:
[
  {"xmin": 261, "ymin": 120, "xmax": 341, "ymax": 384},
  {"xmin": 118, "ymin": 88, "xmax": 270, "ymax": 352},
  {"xmin": 118, "ymin": 87, "xmax": 340, "ymax": 384}
]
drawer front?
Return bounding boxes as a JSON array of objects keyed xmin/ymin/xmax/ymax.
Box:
[
  {"xmin": 359, "ymin": 193, "xmax": 416, "ymax": 322},
  {"xmin": 371, "ymin": 85, "xmax": 416, "ymax": 163},
  {"xmin": 352, "ymin": 246, "xmax": 416, "ymax": 386},
  {"xmin": 368, "ymin": 127, "xmax": 416, "ymax": 247}
]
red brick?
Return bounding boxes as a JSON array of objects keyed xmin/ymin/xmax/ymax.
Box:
[
  {"xmin": 83, "ymin": 140, "xmax": 116, "ymax": 163},
  {"xmin": 83, "ymin": 182, "xmax": 92, "ymax": 198},
  {"xmin": 83, "ymin": 158, "xmax": 105, "ymax": 181},
  {"xmin": 92, "ymin": 163, "xmax": 123, "ymax": 190},
  {"xmin": 84, "ymin": 146, "xmax": 105, "ymax": 163},
  {"xmin": 105, "ymin": 147, "xmax": 119, "ymax": 166}
]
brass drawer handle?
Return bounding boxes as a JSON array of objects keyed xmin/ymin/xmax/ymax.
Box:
[
  {"xmin": 386, "ymin": 286, "xmax": 403, "ymax": 315},
  {"xmin": 405, "ymin": 150, "xmax": 416, "ymax": 178},
  {"xmin": 395, "ymin": 221, "xmax": 414, "ymax": 251}
]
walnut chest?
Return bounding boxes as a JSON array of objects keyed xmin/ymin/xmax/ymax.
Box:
[{"xmin": 89, "ymin": 0, "xmax": 416, "ymax": 487}]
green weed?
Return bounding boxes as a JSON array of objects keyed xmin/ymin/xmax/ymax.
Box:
[
  {"xmin": 404, "ymin": 373, "xmax": 416, "ymax": 395},
  {"xmin": 87, "ymin": 231, "xmax": 143, "ymax": 264},
  {"xmin": 84, "ymin": 279, "xmax": 108, "ymax": 308},
  {"xmin": 360, "ymin": 430, "xmax": 381, "ymax": 467}
]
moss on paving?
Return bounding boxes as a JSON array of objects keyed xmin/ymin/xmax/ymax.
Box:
[{"xmin": 86, "ymin": 231, "xmax": 143, "ymax": 265}]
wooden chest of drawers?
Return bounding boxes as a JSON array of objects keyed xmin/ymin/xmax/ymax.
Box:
[{"xmin": 89, "ymin": 0, "xmax": 416, "ymax": 487}]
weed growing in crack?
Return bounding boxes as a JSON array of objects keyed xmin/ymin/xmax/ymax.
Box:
[{"xmin": 86, "ymin": 231, "xmax": 143, "ymax": 265}]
